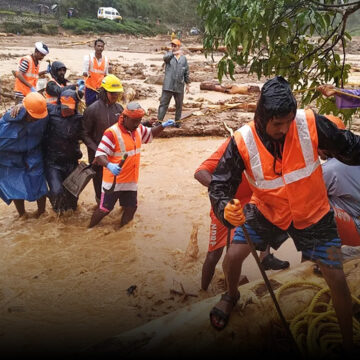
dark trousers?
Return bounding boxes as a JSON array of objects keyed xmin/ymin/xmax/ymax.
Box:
[
  {"xmin": 88, "ymin": 149, "xmax": 103, "ymax": 202},
  {"xmin": 157, "ymin": 90, "xmax": 184, "ymax": 121},
  {"xmin": 45, "ymin": 164, "xmax": 78, "ymax": 212},
  {"xmin": 85, "ymin": 87, "xmax": 98, "ymax": 107}
]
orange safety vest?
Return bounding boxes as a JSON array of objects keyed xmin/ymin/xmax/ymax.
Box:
[
  {"xmin": 234, "ymin": 109, "xmax": 330, "ymax": 230},
  {"xmin": 85, "ymin": 53, "xmax": 108, "ymax": 91},
  {"xmin": 102, "ymin": 122, "xmax": 142, "ymax": 192},
  {"xmin": 45, "ymin": 79, "xmax": 63, "ymax": 104},
  {"xmin": 13, "ymin": 55, "xmax": 39, "ymax": 96}
]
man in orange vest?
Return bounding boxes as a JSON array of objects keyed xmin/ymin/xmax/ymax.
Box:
[
  {"xmin": 88, "ymin": 102, "xmax": 176, "ymax": 228},
  {"xmin": 13, "ymin": 42, "xmax": 50, "ymax": 104},
  {"xmin": 194, "ymin": 138, "xmax": 289, "ymax": 291},
  {"xmin": 208, "ymin": 76, "xmax": 360, "ymax": 354},
  {"xmin": 82, "ymin": 38, "xmax": 109, "ymax": 107}
]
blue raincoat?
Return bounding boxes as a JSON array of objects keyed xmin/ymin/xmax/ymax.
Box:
[{"xmin": 0, "ymin": 107, "xmax": 48, "ymax": 204}]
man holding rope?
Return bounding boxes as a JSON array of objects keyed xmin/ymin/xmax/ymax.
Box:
[{"xmin": 208, "ymin": 76, "xmax": 360, "ymax": 354}]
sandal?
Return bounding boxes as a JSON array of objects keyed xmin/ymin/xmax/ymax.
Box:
[{"xmin": 209, "ymin": 291, "xmax": 240, "ymax": 331}]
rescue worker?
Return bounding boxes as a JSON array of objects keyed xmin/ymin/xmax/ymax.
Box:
[
  {"xmin": 318, "ymin": 116, "xmax": 360, "ymax": 248},
  {"xmin": 194, "ymin": 139, "xmax": 289, "ymax": 291},
  {"xmin": 13, "ymin": 42, "xmax": 50, "ymax": 104},
  {"xmin": 208, "ymin": 76, "xmax": 360, "ymax": 354},
  {"xmin": 82, "ymin": 74, "xmax": 124, "ymax": 204},
  {"xmin": 43, "ymin": 89, "xmax": 84, "ymax": 213},
  {"xmin": 157, "ymin": 39, "xmax": 190, "ymax": 128},
  {"xmin": 45, "ymin": 61, "xmax": 81, "ymax": 104},
  {"xmin": 88, "ymin": 102, "xmax": 176, "ymax": 229},
  {"xmin": 318, "ymin": 84, "xmax": 360, "ymax": 109},
  {"xmin": 83, "ymin": 38, "xmax": 109, "ymax": 107},
  {"xmin": 0, "ymin": 93, "xmax": 49, "ymax": 217}
]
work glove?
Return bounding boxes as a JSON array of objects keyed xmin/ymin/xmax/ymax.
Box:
[
  {"xmin": 46, "ymin": 64, "xmax": 51, "ymax": 73},
  {"xmin": 162, "ymin": 119, "xmax": 176, "ymax": 128},
  {"xmin": 224, "ymin": 199, "xmax": 246, "ymax": 227},
  {"xmin": 77, "ymin": 79, "xmax": 85, "ymax": 87},
  {"xmin": 78, "ymin": 84, "xmax": 85, "ymax": 92},
  {"xmin": 106, "ymin": 162, "xmax": 122, "ymax": 176},
  {"xmin": 30, "ymin": 87, "xmax": 37, "ymax": 93}
]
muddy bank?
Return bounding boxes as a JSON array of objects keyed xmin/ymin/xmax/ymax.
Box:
[{"xmin": 1, "ymin": 33, "xmax": 359, "ymax": 135}]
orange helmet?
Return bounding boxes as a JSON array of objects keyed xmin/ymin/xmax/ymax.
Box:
[
  {"xmin": 170, "ymin": 39, "xmax": 181, "ymax": 47},
  {"xmin": 325, "ymin": 114, "xmax": 345, "ymax": 129},
  {"xmin": 23, "ymin": 92, "xmax": 48, "ymax": 119}
]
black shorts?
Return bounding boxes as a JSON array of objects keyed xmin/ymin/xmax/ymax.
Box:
[
  {"xmin": 99, "ymin": 190, "xmax": 137, "ymax": 212},
  {"xmin": 233, "ymin": 203, "xmax": 342, "ymax": 268}
]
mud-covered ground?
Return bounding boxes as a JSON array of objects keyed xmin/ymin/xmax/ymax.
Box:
[{"xmin": 1, "ymin": 33, "xmax": 359, "ymax": 134}]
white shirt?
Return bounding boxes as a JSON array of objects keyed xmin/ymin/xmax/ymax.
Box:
[{"xmin": 83, "ymin": 51, "xmax": 109, "ymax": 75}]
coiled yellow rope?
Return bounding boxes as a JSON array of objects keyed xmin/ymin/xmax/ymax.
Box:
[{"xmin": 275, "ymin": 281, "xmax": 360, "ymax": 357}]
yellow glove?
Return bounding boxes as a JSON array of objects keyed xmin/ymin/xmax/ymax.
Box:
[{"xmin": 224, "ymin": 199, "xmax": 245, "ymax": 227}]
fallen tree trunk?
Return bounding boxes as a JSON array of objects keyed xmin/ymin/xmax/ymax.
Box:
[
  {"xmin": 200, "ymin": 81, "xmax": 260, "ymax": 95},
  {"xmin": 82, "ymin": 259, "xmax": 360, "ymax": 358},
  {"xmin": 205, "ymin": 102, "xmax": 257, "ymax": 112}
]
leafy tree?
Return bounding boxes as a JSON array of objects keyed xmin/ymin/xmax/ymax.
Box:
[{"xmin": 198, "ymin": 0, "xmax": 360, "ymax": 122}]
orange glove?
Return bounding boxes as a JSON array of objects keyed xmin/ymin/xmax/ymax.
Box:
[{"xmin": 224, "ymin": 199, "xmax": 246, "ymax": 227}]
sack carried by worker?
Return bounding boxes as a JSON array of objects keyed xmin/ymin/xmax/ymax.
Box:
[{"xmin": 63, "ymin": 161, "xmax": 96, "ymax": 198}]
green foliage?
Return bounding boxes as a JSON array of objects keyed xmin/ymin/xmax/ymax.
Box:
[
  {"xmin": 3, "ymin": 22, "xmax": 22, "ymax": 34},
  {"xmin": 0, "ymin": 10, "xmax": 16, "ymax": 15},
  {"xmin": 59, "ymin": 0, "xmax": 201, "ymax": 27},
  {"xmin": 61, "ymin": 17, "xmax": 156, "ymax": 35},
  {"xmin": 198, "ymin": 0, "xmax": 360, "ymax": 124},
  {"xmin": 2, "ymin": 20, "xmax": 58, "ymax": 35}
]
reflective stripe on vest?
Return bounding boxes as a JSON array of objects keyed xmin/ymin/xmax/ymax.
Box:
[
  {"xmin": 85, "ymin": 53, "xmax": 107, "ymax": 90},
  {"xmin": 111, "ymin": 122, "xmax": 142, "ymax": 158},
  {"xmin": 236, "ymin": 109, "xmax": 329, "ymax": 230},
  {"xmin": 14, "ymin": 55, "xmax": 39, "ymax": 95},
  {"xmin": 101, "ymin": 122, "xmax": 142, "ymax": 192},
  {"xmin": 239, "ymin": 109, "xmax": 320, "ymax": 190},
  {"xmin": 45, "ymin": 80, "xmax": 63, "ymax": 104}
]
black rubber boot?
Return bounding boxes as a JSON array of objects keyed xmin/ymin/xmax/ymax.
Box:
[{"xmin": 261, "ymin": 253, "xmax": 290, "ymax": 270}]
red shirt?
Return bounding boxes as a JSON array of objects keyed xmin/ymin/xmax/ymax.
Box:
[{"xmin": 195, "ymin": 138, "xmax": 252, "ymax": 205}]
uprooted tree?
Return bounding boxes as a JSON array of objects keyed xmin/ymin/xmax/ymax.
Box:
[{"xmin": 198, "ymin": 0, "xmax": 360, "ymax": 124}]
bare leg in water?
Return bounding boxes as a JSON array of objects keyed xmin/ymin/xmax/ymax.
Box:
[
  {"xmin": 201, "ymin": 245, "xmax": 286, "ymax": 291},
  {"xmin": 209, "ymin": 243, "xmax": 251, "ymax": 328},
  {"xmin": 13, "ymin": 199, "xmax": 25, "ymax": 217},
  {"xmin": 36, "ymin": 196, "xmax": 46, "ymax": 217}
]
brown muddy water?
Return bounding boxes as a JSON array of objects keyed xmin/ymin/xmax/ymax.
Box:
[{"xmin": 0, "ymin": 137, "xmax": 301, "ymax": 356}]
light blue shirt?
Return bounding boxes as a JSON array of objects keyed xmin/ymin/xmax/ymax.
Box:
[{"xmin": 322, "ymin": 158, "xmax": 360, "ymax": 233}]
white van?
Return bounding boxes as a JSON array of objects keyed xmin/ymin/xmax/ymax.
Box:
[{"xmin": 97, "ymin": 7, "xmax": 122, "ymax": 21}]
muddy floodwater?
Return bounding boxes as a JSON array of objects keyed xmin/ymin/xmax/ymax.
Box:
[{"xmin": 0, "ymin": 137, "xmax": 301, "ymax": 356}]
